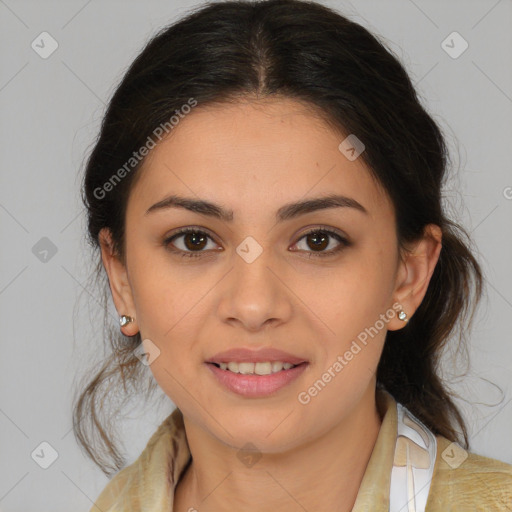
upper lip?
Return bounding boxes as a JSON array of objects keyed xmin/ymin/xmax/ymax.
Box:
[{"xmin": 206, "ymin": 347, "xmax": 307, "ymax": 365}]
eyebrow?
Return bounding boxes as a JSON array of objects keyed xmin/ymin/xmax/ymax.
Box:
[{"xmin": 144, "ymin": 193, "xmax": 368, "ymax": 221}]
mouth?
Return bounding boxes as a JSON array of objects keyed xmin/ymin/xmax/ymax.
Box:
[
  {"xmin": 207, "ymin": 361, "xmax": 306, "ymax": 375},
  {"xmin": 205, "ymin": 361, "xmax": 309, "ymax": 397}
]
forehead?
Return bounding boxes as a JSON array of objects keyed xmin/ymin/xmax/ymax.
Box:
[{"xmin": 127, "ymin": 97, "xmax": 392, "ymax": 221}]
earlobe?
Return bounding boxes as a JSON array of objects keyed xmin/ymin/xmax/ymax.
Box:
[
  {"xmin": 99, "ymin": 228, "xmax": 139, "ymax": 336},
  {"xmin": 388, "ymin": 224, "xmax": 442, "ymax": 331}
]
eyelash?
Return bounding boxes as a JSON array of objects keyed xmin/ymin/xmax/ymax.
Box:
[{"xmin": 163, "ymin": 226, "xmax": 351, "ymax": 259}]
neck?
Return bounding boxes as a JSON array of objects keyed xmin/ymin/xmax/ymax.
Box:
[{"xmin": 174, "ymin": 384, "xmax": 383, "ymax": 512}]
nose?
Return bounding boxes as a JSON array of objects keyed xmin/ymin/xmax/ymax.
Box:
[{"xmin": 216, "ymin": 250, "xmax": 294, "ymax": 333}]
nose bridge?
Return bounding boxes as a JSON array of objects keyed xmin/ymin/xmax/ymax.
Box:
[{"xmin": 217, "ymin": 239, "xmax": 293, "ymax": 330}]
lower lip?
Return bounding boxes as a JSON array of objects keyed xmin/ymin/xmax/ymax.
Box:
[{"xmin": 205, "ymin": 362, "xmax": 308, "ymax": 398}]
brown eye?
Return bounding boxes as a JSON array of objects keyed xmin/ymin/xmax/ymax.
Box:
[
  {"xmin": 181, "ymin": 231, "xmax": 208, "ymax": 251},
  {"xmin": 305, "ymin": 231, "xmax": 330, "ymax": 251},
  {"xmin": 164, "ymin": 226, "xmax": 350, "ymax": 260},
  {"xmin": 292, "ymin": 228, "xmax": 350, "ymax": 258},
  {"xmin": 164, "ymin": 228, "xmax": 218, "ymax": 258}
]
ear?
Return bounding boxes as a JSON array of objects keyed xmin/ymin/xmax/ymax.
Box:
[
  {"xmin": 99, "ymin": 227, "xmax": 139, "ymax": 336},
  {"xmin": 387, "ymin": 224, "xmax": 442, "ymax": 331}
]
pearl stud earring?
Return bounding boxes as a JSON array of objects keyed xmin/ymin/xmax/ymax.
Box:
[{"xmin": 119, "ymin": 315, "xmax": 135, "ymax": 327}]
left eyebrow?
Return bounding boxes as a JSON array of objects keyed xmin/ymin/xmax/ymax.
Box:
[{"xmin": 144, "ymin": 193, "xmax": 368, "ymax": 221}]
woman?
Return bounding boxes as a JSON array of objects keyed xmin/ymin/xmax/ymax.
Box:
[{"xmin": 74, "ymin": 0, "xmax": 512, "ymax": 510}]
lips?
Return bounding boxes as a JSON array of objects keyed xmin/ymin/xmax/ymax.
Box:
[
  {"xmin": 206, "ymin": 347, "xmax": 307, "ymax": 365},
  {"xmin": 206, "ymin": 360, "xmax": 308, "ymax": 397}
]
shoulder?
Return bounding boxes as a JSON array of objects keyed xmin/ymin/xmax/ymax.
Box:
[
  {"xmin": 89, "ymin": 410, "xmax": 182, "ymax": 511},
  {"xmin": 89, "ymin": 463, "xmax": 138, "ymax": 512},
  {"xmin": 427, "ymin": 435, "xmax": 512, "ymax": 511}
]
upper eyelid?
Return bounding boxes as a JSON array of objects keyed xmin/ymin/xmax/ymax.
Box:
[{"xmin": 168, "ymin": 226, "xmax": 219, "ymax": 243}]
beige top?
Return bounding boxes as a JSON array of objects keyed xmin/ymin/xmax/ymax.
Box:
[{"xmin": 90, "ymin": 388, "xmax": 512, "ymax": 511}]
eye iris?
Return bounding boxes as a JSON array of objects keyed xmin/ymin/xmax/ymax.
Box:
[
  {"xmin": 307, "ymin": 232, "xmax": 329, "ymax": 251},
  {"xmin": 184, "ymin": 232, "xmax": 207, "ymax": 251}
]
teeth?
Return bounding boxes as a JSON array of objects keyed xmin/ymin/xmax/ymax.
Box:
[
  {"xmin": 271, "ymin": 361, "xmax": 283, "ymax": 373},
  {"xmin": 227, "ymin": 362, "xmax": 238, "ymax": 372},
  {"xmin": 239, "ymin": 362, "xmax": 255, "ymax": 374},
  {"xmin": 216, "ymin": 361, "xmax": 297, "ymax": 374}
]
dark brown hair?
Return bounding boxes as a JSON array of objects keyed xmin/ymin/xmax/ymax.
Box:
[{"xmin": 73, "ymin": 0, "xmax": 483, "ymax": 477}]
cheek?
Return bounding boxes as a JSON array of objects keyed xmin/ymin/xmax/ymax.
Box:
[
  {"xmin": 297, "ymin": 271, "xmax": 390, "ymax": 417},
  {"xmin": 127, "ymin": 253, "xmax": 207, "ymax": 392},
  {"xmin": 313, "ymin": 256, "xmax": 395, "ymax": 338},
  {"xmin": 136, "ymin": 297, "xmax": 205, "ymax": 407},
  {"xmin": 128, "ymin": 242, "xmax": 201, "ymax": 333},
  {"xmin": 304, "ymin": 241, "xmax": 396, "ymax": 376}
]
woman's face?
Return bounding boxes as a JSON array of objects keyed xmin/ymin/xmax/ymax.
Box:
[{"xmin": 105, "ymin": 97, "xmax": 416, "ymax": 451}]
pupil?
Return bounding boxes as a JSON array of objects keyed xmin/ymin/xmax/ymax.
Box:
[
  {"xmin": 185, "ymin": 232, "xmax": 207, "ymax": 250},
  {"xmin": 309, "ymin": 232, "xmax": 328, "ymax": 251}
]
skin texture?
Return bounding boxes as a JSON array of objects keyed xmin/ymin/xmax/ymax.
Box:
[{"xmin": 99, "ymin": 97, "xmax": 442, "ymax": 512}]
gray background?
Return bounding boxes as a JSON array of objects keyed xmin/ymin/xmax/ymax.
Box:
[{"xmin": 1, "ymin": 0, "xmax": 511, "ymax": 510}]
